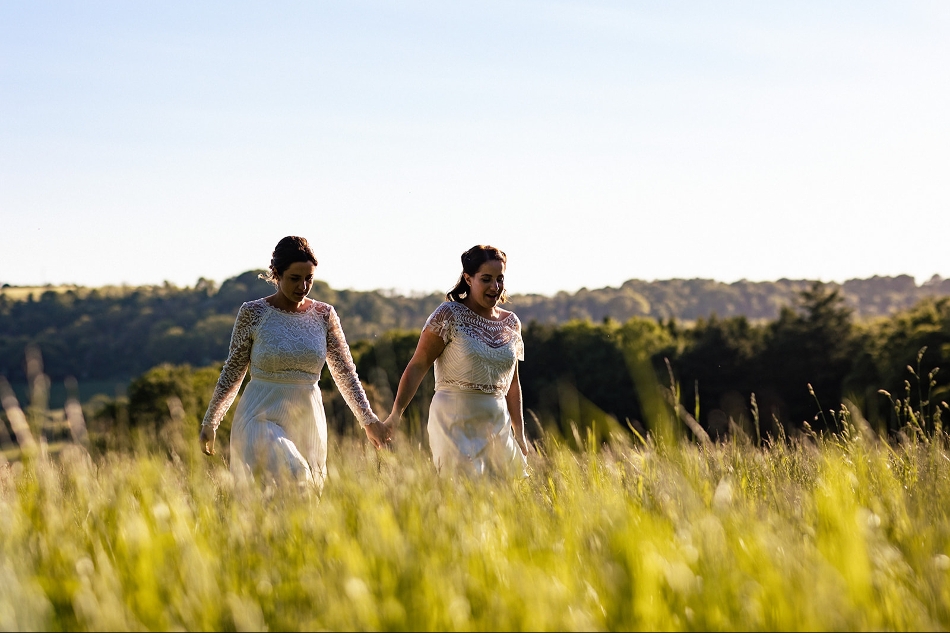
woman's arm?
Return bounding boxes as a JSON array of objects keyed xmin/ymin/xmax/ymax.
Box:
[
  {"xmin": 505, "ymin": 364, "xmax": 528, "ymax": 456},
  {"xmin": 323, "ymin": 306, "xmax": 391, "ymax": 447},
  {"xmin": 199, "ymin": 303, "xmax": 257, "ymax": 455},
  {"xmin": 383, "ymin": 329, "xmax": 445, "ymax": 427}
]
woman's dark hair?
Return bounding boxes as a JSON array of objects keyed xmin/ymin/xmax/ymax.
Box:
[
  {"xmin": 259, "ymin": 236, "xmax": 318, "ymax": 286},
  {"xmin": 447, "ymin": 245, "xmax": 508, "ymax": 303}
]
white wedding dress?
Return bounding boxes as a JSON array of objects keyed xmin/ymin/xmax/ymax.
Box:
[
  {"xmin": 202, "ymin": 298, "xmax": 377, "ymax": 487},
  {"xmin": 423, "ymin": 301, "xmax": 527, "ymax": 477}
]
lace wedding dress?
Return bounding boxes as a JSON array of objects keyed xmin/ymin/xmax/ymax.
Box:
[
  {"xmin": 202, "ymin": 298, "xmax": 378, "ymax": 487},
  {"xmin": 423, "ymin": 301, "xmax": 527, "ymax": 477}
]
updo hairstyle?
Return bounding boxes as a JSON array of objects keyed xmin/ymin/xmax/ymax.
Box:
[
  {"xmin": 447, "ymin": 245, "xmax": 508, "ymax": 303},
  {"xmin": 259, "ymin": 236, "xmax": 319, "ymax": 286}
]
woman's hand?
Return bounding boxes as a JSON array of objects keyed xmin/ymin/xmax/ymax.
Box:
[
  {"xmin": 515, "ymin": 433, "xmax": 529, "ymax": 458},
  {"xmin": 363, "ymin": 420, "xmax": 392, "ymax": 449},
  {"xmin": 199, "ymin": 425, "xmax": 216, "ymax": 456},
  {"xmin": 381, "ymin": 411, "xmax": 401, "ymax": 429},
  {"xmin": 362, "ymin": 408, "xmax": 400, "ymax": 451}
]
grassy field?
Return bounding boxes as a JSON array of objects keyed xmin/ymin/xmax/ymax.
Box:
[
  {"xmin": 0, "ymin": 285, "xmax": 82, "ymax": 301},
  {"xmin": 3, "ymin": 406, "xmax": 950, "ymax": 632},
  {"xmin": 0, "ymin": 285, "xmax": 143, "ymax": 302}
]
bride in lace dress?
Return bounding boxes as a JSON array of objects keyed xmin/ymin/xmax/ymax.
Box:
[
  {"xmin": 382, "ymin": 245, "xmax": 528, "ymax": 477},
  {"xmin": 199, "ymin": 236, "xmax": 390, "ymax": 487}
]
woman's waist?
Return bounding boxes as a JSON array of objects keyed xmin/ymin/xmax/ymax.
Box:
[
  {"xmin": 435, "ymin": 380, "xmax": 507, "ymax": 396},
  {"xmin": 250, "ymin": 370, "xmax": 320, "ymax": 385}
]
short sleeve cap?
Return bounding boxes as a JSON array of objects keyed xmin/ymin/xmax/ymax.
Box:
[
  {"xmin": 423, "ymin": 302, "xmax": 456, "ymax": 344},
  {"xmin": 513, "ymin": 316, "xmax": 524, "ymax": 361}
]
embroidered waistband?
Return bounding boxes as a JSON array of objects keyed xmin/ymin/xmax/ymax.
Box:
[
  {"xmin": 436, "ymin": 380, "xmax": 505, "ymax": 396},
  {"xmin": 251, "ymin": 374, "xmax": 319, "ymax": 386}
]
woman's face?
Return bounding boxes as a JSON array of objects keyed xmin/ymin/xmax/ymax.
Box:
[
  {"xmin": 464, "ymin": 259, "xmax": 505, "ymax": 310},
  {"xmin": 277, "ymin": 261, "xmax": 316, "ymax": 304}
]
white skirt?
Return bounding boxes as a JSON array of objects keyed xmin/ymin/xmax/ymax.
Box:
[
  {"xmin": 427, "ymin": 386, "xmax": 527, "ymax": 478},
  {"xmin": 228, "ymin": 376, "xmax": 327, "ymax": 488}
]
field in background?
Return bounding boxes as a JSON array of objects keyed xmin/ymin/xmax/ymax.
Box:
[
  {"xmin": 5, "ymin": 380, "xmax": 129, "ymax": 411},
  {"xmin": 0, "ymin": 285, "xmax": 134, "ymax": 301},
  {"xmin": 0, "ymin": 285, "xmax": 82, "ymax": 301}
]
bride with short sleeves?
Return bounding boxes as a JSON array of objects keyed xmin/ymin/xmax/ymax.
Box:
[
  {"xmin": 423, "ymin": 301, "xmax": 526, "ymax": 475},
  {"xmin": 383, "ymin": 245, "xmax": 528, "ymax": 477}
]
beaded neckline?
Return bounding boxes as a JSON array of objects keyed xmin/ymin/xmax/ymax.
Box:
[
  {"xmin": 261, "ymin": 298, "xmax": 319, "ymax": 316},
  {"xmin": 453, "ymin": 300, "xmax": 516, "ymax": 324}
]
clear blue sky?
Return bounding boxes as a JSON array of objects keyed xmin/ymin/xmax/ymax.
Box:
[{"xmin": 2, "ymin": 1, "xmax": 948, "ymax": 295}]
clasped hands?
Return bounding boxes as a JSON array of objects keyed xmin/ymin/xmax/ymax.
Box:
[
  {"xmin": 364, "ymin": 413, "xmax": 400, "ymax": 450},
  {"xmin": 199, "ymin": 416, "xmax": 400, "ymax": 455}
]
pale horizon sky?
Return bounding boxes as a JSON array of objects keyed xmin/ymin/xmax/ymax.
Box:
[{"xmin": 2, "ymin": 2, "xmax": 949, "ymax": 296}]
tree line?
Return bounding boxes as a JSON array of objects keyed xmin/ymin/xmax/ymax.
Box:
[
  {"xmin": 3, "ymin": 272, "xmax": 950, "ymax": 448},
  {"xmin": 4, "ymin": 282, "xmax": 948, "ymax": 454},
  {"xmin": 3, "ymin": 270, "xmax": 950, "ymax": 384},
  {"xmin": 346, "ymin": 284, "xmax": 950, "ymax": 443}
]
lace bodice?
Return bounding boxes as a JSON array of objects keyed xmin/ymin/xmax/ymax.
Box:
[
  {"xmin": 424, "ymin": 301, "xmax": 524, "ymax": 395},
  {"xmin": 202, "ymin": 298, "xmax": 378, "ymax": 429}
]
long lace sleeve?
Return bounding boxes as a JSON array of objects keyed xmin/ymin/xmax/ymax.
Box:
[
  {"xmin": 324, "ymin": 305, "xmax": 379, "ymax": 427},
  {"xmin": 201, "ymin": 303, "xmax": 259, "ymax": 430}
]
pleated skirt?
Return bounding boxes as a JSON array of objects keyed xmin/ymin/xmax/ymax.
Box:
[
  {"xmin": 229, "ymin": 376, "xmax": 327, "ymax": 488},
  {"xmin": 427, "ymin": 386, "xmax": 527, "ymax": 478}
]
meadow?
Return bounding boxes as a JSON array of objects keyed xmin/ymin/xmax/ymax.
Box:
[{"xmin": 4, "ymin": 380, "xmax": 950, "ymax": 632}]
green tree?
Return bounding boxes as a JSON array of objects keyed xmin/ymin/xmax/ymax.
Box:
[
  {"xmin": 127, "ymin": 363, "xmax": 233, "ymax": 432},
  {"xmin": 759, "ymin": 282, "xmax": 857, "ymax": 432},
  {"xmin": 521, "ymin": 319, "xmax": 659, "ymax": 442},
  {"xmin": 857, "ymin": 297, "xmax": 950, "ymax": 433},
  {"xmin": 672, "ymin": 315, "xmax": 766, "ymax": 440}
]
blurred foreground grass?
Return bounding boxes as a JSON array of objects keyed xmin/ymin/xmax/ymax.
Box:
[{"xmin": 4, "ymin": 415, "xmax": 950, "ymax": 632}]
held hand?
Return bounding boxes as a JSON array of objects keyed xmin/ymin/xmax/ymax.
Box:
[
  {"xmin": 199, "ymin": 425, "xmax": 216, "ymax": 456},
  {"xmin": 381, "ymin": 412, "xmax": 401, "ymax": 430},
  {"xmin": 363, "ymin": 419, "xmax": 392, "ymax": 450}
]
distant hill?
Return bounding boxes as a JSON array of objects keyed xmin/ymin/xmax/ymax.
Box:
[
  {"xmin": 511, "ymin": 274, "xmax": 950, "ymax": 324},
  {"xmin": 2, "ymin": 271, "xmax": 950, "ymax": 383}
]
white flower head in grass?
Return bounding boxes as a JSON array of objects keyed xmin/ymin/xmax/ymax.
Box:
[{"xmin": 713, "ymin": 477, "xmax": 734, "ymax": 510}]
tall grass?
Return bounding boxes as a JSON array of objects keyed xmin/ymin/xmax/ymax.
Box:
[{"xmin": 4, "ymin": 399, "xmax": 950, "ymax": 631}]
